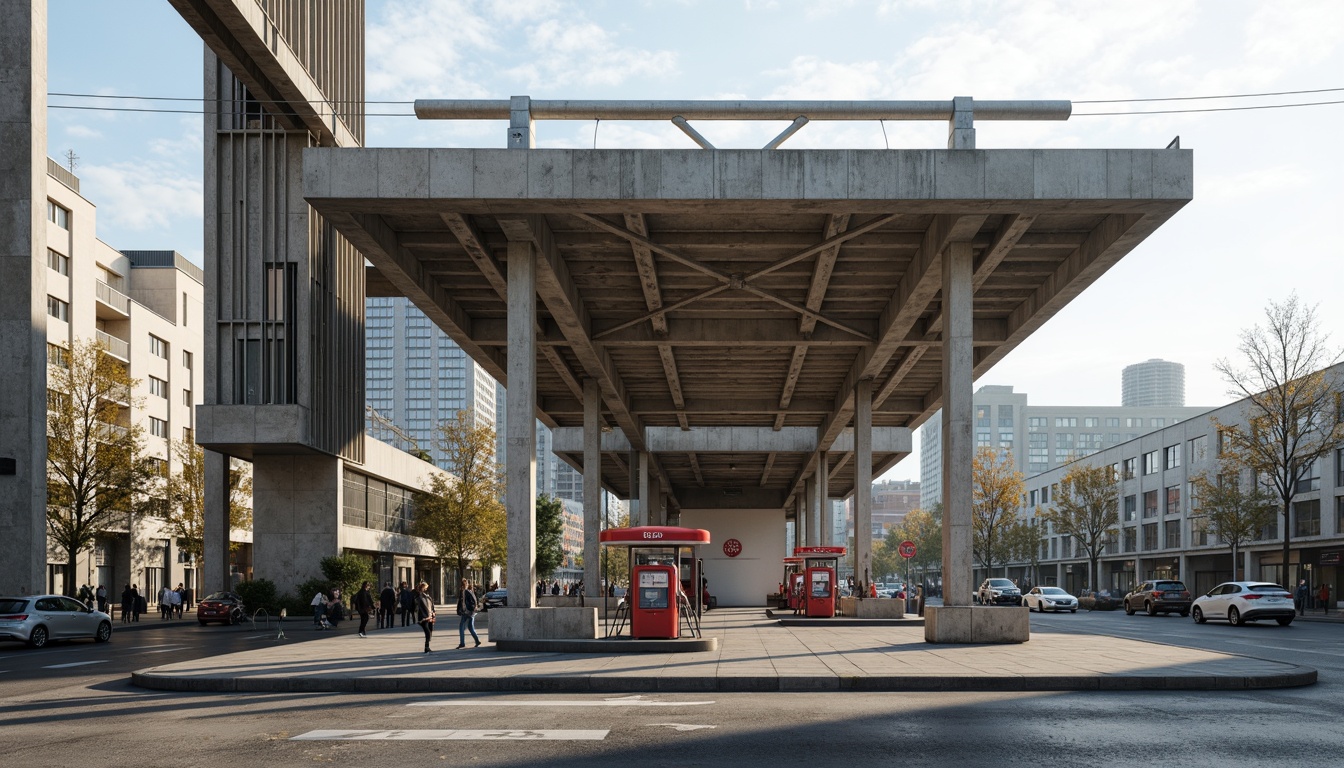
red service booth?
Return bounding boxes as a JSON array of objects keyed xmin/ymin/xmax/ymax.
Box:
[
  {"xmin": 795, "ymin": 546, "xmax": 847, "ymax": 618},
  {"xmin": 600, "ymin": 526, "xmax": 711, "ymax": 640},
  {"xmin": 781, "ymin": 557, "xmax": 804, "ymax": 611}
]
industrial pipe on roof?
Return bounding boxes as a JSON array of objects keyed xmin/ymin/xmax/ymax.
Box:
[{"xmin": 414, "ymin": 98, "xmax": 1072, "ymax": 122}]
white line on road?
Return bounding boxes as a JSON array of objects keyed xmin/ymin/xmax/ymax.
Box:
[
  {"xmin": 647, "ymin": 723, "xmax": 718, "ymax": 731},
  {"xmin": 293, "ymin": 729, "xmax": 608, "ymax": 741},
  {"xmin": 43, "ymin": 660, "xmax": 108, "ymax": 669},
  {"xmin": 139, "ymin": 647, "xmax": 191, "ymax": 654},
  {"xmin": 125, "ymin": 644, "xmax": 182, "ymax": 650},
  {"xmin": 410, "ymin": 695, "xmax": 714, "ymax": 708}
]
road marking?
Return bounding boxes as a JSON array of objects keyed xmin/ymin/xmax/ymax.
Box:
[
  {"xmin": 140, "ymin": 647, "xmax": 190, "ymax": 654},
  {"xmin": 647, "ymin": 723, "xmax": 717, "ymax": 731},
  {"xmin": 1226, "ymin": 640, "xmax": 1344, "ymax": 657},
  {"xmin": 293, "ymin": 729, "xmax": 608, "ymax": 741},
  {"xmin": 410, "ymin": 694, "xmax": 714, "ymax": 708},
  {"xmin": 125, "ymin": 644, "xmax": 182, "ymax": 650},
  {"xmin": 43, "ymin": 660, "xmax": 108, "ymax": 669}
]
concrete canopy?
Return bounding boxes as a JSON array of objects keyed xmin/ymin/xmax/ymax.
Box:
[{"xmin": 305, "ymin": 146, "xmax": 1192, "ymax": 512}]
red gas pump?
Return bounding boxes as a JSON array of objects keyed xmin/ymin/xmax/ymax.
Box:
[
  {"xmin": 794, "ymin": 546, "xmax": 846, "ymax": 618},
  {"xmin": 630, "ymin": 563, "xmax": 679, "ymax": 639},
  {"xmin": 781, "ymin": 557, "xmax": 804, "ymax": 610}
]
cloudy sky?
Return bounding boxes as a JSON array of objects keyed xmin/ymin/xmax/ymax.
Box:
[{"xmin": 47, "ymin": 1, "xmax": 1344, "ymax": 481}]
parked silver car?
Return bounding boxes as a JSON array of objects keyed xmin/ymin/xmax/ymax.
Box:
[
  {"xmin": 1191, "ymin": 581, "xmax": 1295, "ymax": 626},
  {"xmin": 1023, "ymin": 586, "xmax": 1078, "ymax": 613},
  {"xmin": 977, "ymin": 578, "xmax": 1022, "ymax": 605},
  {"xmin": 0, "ymin": 595, "xmax": 113, "ymax": 648}
]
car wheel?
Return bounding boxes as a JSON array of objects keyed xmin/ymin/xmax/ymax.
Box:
[
  {"xmin": 1124, "ymin": 600, "xmax": 1135, "ymax": 615},
  {"xmin": 95, "ymin": 621, "xmax": 112, "ymax": 643},
  {"xmin": 1070, "ymin": 609, "xmax": 1077, "ymax": 614},
  {"xmin": 1145, "ymin": 601, "xmax": 1157, "ymax": 617},
  {"xmin": 1228, "ymin": 607, "xmax": 1242, "ymax": 626},
  {"xmin": 1277, "ymin": 617, "xmax": 1293, "ymax": 626},
  {"xmin": 1193, "ymin": 606, "xmax": 1206, "ymax": 624},
  {"xmin": 28, "ymin": 625, "xmax": 49, "ymax": 649}
]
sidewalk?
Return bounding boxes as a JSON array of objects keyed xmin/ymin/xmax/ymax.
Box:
[{"xmin": 131, "ymin": 607, "xmax": 1315, "ymax": 694}]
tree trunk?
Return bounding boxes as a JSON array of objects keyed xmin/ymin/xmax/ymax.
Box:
[
  {"xmin": 1231, "ymin": 542, "xmax": 1239, "ymax": 581},
  {"xmin": 1282, "ymin": 499, "xmax": 1292, "ymax": 585},
  {"xmin": 65, "ymin": 552, "xmax": 78, "ymax": 597}
]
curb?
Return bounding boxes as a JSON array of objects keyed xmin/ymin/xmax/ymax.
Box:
[
  {"xmin": 130, "ymin": 665, "xmax": 1317, "ymax": 695},
  {"xmin": 493, "ymin": 636, "xmax": 720, "ymax": 653}
]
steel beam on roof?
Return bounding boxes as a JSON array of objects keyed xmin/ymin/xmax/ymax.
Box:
[{"xmin": 415, "ymin": 98, "xmax": 1072, "ymax": 122}]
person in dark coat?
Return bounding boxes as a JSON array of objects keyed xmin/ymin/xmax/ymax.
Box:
[
  {"xmin": 1295, "ymin": 579, "xmax": 1310, "ymax": 616},
  {"xmin": 120, "ymin": 584, "xmax": 133, "ymax": 624},
  {"xmin": 399, "ymin": 581, "xmax": 415, "ymax": 627},
  {"xmin": 414, "ymin": 581, "xmax": 436, "ymax": 653},
  {"xmin": 378, "ymin": 582, "xmax": 397, "ymax": 629},
  {"xmin": 354, "ymin": 581, "xmax": 375, "ymax": 637},
  {"xmin": 455, "ymin": 579, "xmax": 481, "ymax": 649}
]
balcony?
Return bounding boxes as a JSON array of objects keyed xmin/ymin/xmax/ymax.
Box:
[
  {"xmin": 95, "ymin": 280, "xmax": 131, "ymax": 319},
  {"xmin": 95, "ymin": 329, "xmax": 130, "ymax": 361}
]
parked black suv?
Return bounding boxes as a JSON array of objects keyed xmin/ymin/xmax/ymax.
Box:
[
  {"xmin": 1123, "ymin": 580, "xmax": 1192, "ymax": 616},
  {"xmin": 977, "ymin": 578, "xmax": 1022, "ymax": 606}
]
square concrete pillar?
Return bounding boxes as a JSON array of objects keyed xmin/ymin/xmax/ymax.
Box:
[
  {"xmin": 940, "ymin": 241, "xmax": 974, "ymax": 609},
  {"xmin": 816, "ymin": 452, "xmax": 830, "ymax": 546},
  {"xmin": 202, "ymin": 450, "xmax": 233, "ymax": 594},
  {"xmin": 855, "ymin": 378, "xmax": 873, "ymax": 591},
  {"xmin": 506, "ymin": 240, "xmax": 538, "ymax": 608},
  {"xmin": 799, "ymin": 479, "xmax": 812, "ymax": 548},
  {"xmin": 582, "ymin": 379, "xmax": 601, "ymax": 598}
]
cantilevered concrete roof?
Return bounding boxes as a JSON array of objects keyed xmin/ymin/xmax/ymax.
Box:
[{"xmin": 304, "ymin": 146, "xmax": 1192, "ymax": 511}]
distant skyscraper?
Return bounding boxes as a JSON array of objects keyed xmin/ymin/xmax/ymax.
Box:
[
  {"xmin": 1122, "ymin": 359, "xmax": 1185, "ymax": 407},
  {"xmin": 365, "ymin": 297, "xmax": 497, "ymax": 470}
]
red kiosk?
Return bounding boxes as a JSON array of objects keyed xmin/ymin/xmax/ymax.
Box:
[
  {"xmin": 599, "ymin": 526, "xmax": 710, "ymax": 640},
  {"xmin": 781, "ymin": 556, "xmax": 805, "ymax": 611},
  {"xmin": 794, "ymin": 546, "xmax": 846, "ymax": 618}
]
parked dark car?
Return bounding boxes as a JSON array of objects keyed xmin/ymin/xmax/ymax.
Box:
[
  {"xmin": 1123, "ymin": 580, "xmax": 1191, "ymax": 616},
  {"xmin": 196, "ymin": 591, "xmax": 246, "ymax": 625},
  {"xmin": 977, "ymin": 578, "xmax": 1022, "ymax": 605},
  {"xmin": 0, "ymin": 595, "xmax": 113, "ymax": 648},
  {"xmin": 480, "ymin": 589, "xmax": 508, "ymax": 611}
]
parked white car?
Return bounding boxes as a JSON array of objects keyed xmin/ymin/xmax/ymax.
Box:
[
  {"xmin": 1191, "ymin": 581, "xmax": 1295, "ymax": 626},
  {"xmin": 1022, "ymin": 586, "xmax": 1078, "ymax": 613}
]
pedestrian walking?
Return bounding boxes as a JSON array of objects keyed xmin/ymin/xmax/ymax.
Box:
[
  {"xmin": 159, "ymin": 586, "xmax": 174, "ymax": 620},
  {"xmin": 414, "ymin": 581, "xmax": 436, "ymax": 653},
  {"xmin": 120, "ymin": 584, "xmax": 133, "ymax": 624},
  {"xmin": 174, "ymin": 584, "xmax": 186, "ymax": 618},
  {"xmin": 95, "ymin": 584, "xmax": 108, "ymax": 614},
  {"xmin": 378, "ymin": 581, "xmax": 396, "ymax": 629},
  {"xmin": 78, "ymin": 584, "xmax": 94, "ymax": 609},
  {"xmin": 456, "ymin": 579, "xmax": 481, "ymax": 649},
  {"xmin": 132, "ymin": 586, "xmax": 145, "ymax": 622},
  {"xmin": 355, "ymin": 581, "xmax": 375, "ymax": 637},
  {"xmin": 399, "ymin": 581, "xmax": 415, "ymax": 627},
  {"xmin": 168, "ymin": 586, "xmax": 183, "ymax": 619},
  {"xmin": 1295, "ymin": 579, "xmax": 1310, "ymax": 616},
  {"xmin": 1319, "ymin": 583, "xmax": 1331, "ymax": 614}
]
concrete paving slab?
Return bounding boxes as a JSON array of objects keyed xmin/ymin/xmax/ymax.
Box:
[{"xmin": 130, "ymin": 607, "xmax": 1315, "ymax": 695}]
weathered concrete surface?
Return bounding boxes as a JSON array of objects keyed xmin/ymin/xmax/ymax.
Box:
[
  {"xmin": 487, "ymin": 606, "xmax": 599, "ymax": 641},
  {"xmin": 925, "ymin": 605, "xmax": 1030, "ymax": 643}
]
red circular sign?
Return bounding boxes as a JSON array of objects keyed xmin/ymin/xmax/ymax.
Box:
[
  {"xmin": 723, "ymin": 538, "xmax": 743, "ymax": 558},
  {"xmin": 898, "ymin": 540, "xmax": 916, "ymax": 559}
]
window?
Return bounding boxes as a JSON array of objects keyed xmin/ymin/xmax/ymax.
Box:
[
  {"xmin": 183, "ymin": 350, "xmax": 193, "ymax": 370},
  {"xmin": 182, "ymin": 427, "xmax": 193, "ymax": 443},
  {"xmin": 1151, "ymin": 418, "xmax": 1165, "ymax": 428},
  {"xmin": 1122, "ymin": 457, "xmax": 1136, "ymax": 480},
  {"xmin": 1143, "ymin": 490, "xmax": 1159, "ymax": 518},
  {"xmin": 1029, "ymin": 490, "xmax": 1038, "ymax": 507},
  {"xmin": 998, "ymin": 405, "xmax": 1014, "ymax": 428},
  {"xmin": 1142, "ymin": 523, "xmax": 1158, "ymax": 551},
  {"xmin": 1190, "ymin": 435, "xmax": 1208, "ymax": 464},
  {"xmin": 1106, "ymin": 417, "xmax": 1120, "ymax": 427},
  {"xmin": 1294, "ymin": 499, "xmax": 1321, "ymax": 537},
  {"xmin": 1041, "ymin": 486, "xmax": 1050, "ymax": 504},
  {"xmin": 975, "ymin": 406, "xmax": 990, "ymax": 428},
  {"xmin": 1055, "ymin": 417, "xmax": 1077, "ymax": 428},
  {"xmin": 182, "ymin": 389, "xmax": 192, "ymax": 407},
  {"xmin": 1123, "ymin": 527, "xmax": 1137, "ymax": 553},
  {"xmin": 1337, "ymin": 497, "xmax": 1344, "ymax": 536},
  {"xmin": 47, "ymin": 200, "xmax": 70, "ymax": 228},
  {"xmin": 1123, "ymin": 495, "xmax": 1137, "ymax": 522},
  {"xmin": 1164, "ymin": 520, "xmax": 1181, "ymax": 549},
  {"xmin": 149, "ymin": 376, "xmax": 167, "ymax": 398},
  {"xmin": 182, "ymin": 293, "xmax": 188, "ymax": 327},
  {"xmin": 1296, "ymin": 459, "xmax": 1320, "ymax": 493},
  {"xmin": 47, "ymin": 249, "xmax": 69, "ymax": 275},
  {"xmin": 1143, "ymin": 451, "xmax": 1159, "ymax": 475},
  {"xmin": 149, "ymin": 417, "xmax": 168, "ymax": 438},
  {"xmin": 1164, "ymin": 445, "xmax": 1181, "ymax": 470},
  {"xmin": 47, "ymin": 295, "xmax": 69, "ymax": 322},
  {"xmin": 1126, "ymin": 417, "xmax": 1143, "ymax": 428},
  {"xmin": 1192, "ymin": 515, "xmax": 1210, "ymax": 546},
  {"xmin": 1337, "ymin": 449, "xmax": 1344, "ymax": 487},
  {"xmin": 47, "ymin": 388, "xmax": 69, "ymax": 412},
  {"xmin": 1028, "ymin": 417, "xmax": 1047, "ymax": 429},
  {"xmin": 149, "ymin": 335, "xmax": 168, "ymax": 359},
  {"xmin": 149, "ymin": 457, "xmax": 168, "ymax": 477},
  {"xmin": 1165, "ymin": 486, "xmax": 1180, "ymax": 515},
  {"xmin": 48, "ymin": 343, "xmax": 68, "ymax": 369},
  {"xmin": 1084, "ymin": 417, "xmax": 1099, "ymax": 428}
]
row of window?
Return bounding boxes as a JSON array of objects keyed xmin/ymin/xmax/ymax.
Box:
[{"xmin": 1027, "ymin": 416, "xmax": 1166, "ymax": 430}]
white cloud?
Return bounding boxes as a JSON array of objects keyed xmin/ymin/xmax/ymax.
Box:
[
  {"xmin": 80, "ymin": 160, "xmax": 202, "ymax": 233},
  {"xmin": 64, "ymin": 124, "xmax": 102, "ymax": 139}
]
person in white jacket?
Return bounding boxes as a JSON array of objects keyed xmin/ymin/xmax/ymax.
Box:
[{"xmin": 311, "ymin": 591, "xmax": 328, "ymax": 628}]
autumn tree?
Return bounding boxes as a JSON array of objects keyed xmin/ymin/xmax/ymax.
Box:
[
  {"xmin": 535, "ymin": 493, "xmax": 566, "ymax": 579},
  {"xmin": 1041, "ymin": 463, "xmax": 1120, "ymax": 592},
  {"xmin": 972, "ymin": 447, "xmax": 1024, "ymax": 577},
  {"xmin": 887, "ymin": 508, "xmax": 942, "ymax": 589},
  {"xmin": 412, "ymin": 410, "xmax": 506, "ymax": 587},
  {"xmin": 164, "ymin": 440, "xmax": 253, "ymax": 570},
  {"xmin": 1190, "ymin": 458, "xmax": 1276, "ymax": 581},
  {"xmin": 600, "ymin": 512, "xmax": 632, "ymax": 591},
  {"xmin": 1213, "ymin": 295, "xmax": 1344, "ymax": 584},
  {"xmin": 47, "ymin": 339, "xmax": 159, "ymax": 596},
  {"xmin": 1003, "ymin": 517, "xmax": 1045, "ymax": 586}
]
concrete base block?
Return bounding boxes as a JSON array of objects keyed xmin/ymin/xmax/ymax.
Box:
[
  {"xmin": 924, "ymin": 605, "xmax": 1029, "ymax": 644},
  {"xmin": 487, "ymin": 607, "xmax": 599, "ymax": 641},
  {"xmin": 854, "ymin": 598, "xmax": 905, "ymax": 619},
  {"xmin": 838, "ymin": 596, "xmax": 856, "ymax": 616}
]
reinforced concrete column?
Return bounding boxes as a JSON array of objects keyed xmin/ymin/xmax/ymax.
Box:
[
  {"xmin": 582, "ymin": 379, "xmax": 601, "ymax": 598},
  {"xmin": 941, "ymin": 241, "xmax": 974, "ymax": 607},
  {"xmin": 799, "ymin": 479, "xmax": 812, "ymax": 548},
  {"xmin": 627, "ymin": 450, "xmax": 639, "ymax": 527},
  {"xmin": 506, "ymin": 240, "xmax": 538, "ymax": 608},
  {"xmin": 202, "ymin": 450, "xmax": 232, "ymax": 594},
  {"xmin": 648, "ymin": 474, "xmax": 663, "ymax": 526},
  {"xmin": 638, "ymin": 452, "xmax": 651, "ymax": 527},
  {"xmin": 812, "ymin": 453, "xmax": 827, "ymax": 547},
  {"xmin": 855, "ymin": 380, "xmax": 874, "ymax": 594},
  {"xmin": 0, "ymin": 0, "xmax": 47, "ymax": 596},
  {"xmin": 250, "ymin": 454, "xmax": 342, "ymax": 590}
]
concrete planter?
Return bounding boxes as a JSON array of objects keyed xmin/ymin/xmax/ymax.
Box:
[
  {"xmin": 487, "ymin": 606, "xmax": 599, "ymax": 641},
  {"xmin": 924, "ymin": 605, "xmax": 1029, "ymax": 644}
]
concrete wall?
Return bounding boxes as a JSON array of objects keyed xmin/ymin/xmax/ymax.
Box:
[
  {"xmin": 251, "ymin": 454, "xmax": 342, "ymax": 593},
  {"xmin": 680, "ymin": 508, "xmax": 785, "ymax": 607}
]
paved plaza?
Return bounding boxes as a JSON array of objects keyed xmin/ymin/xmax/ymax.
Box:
[{"xmin": 132, "ymin": 607, "xmax": 1314, "ymax": 694}]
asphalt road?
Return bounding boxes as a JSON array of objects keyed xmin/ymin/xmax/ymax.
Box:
[{"xmin": 2, "ymin": 610, "xmax": 1342, "ymax": 767}]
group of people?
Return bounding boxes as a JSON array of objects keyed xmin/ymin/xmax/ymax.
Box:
[
  {"xmin": 310, "ymin": 579, "xmax": 484, "ymax": 653},
  {"xmin": 534, "ymin": 579, "xmax": 581, "ymax": 597},
  {"xmin": 157, "ymin": 584, "xmax": 189, "ymax": 619},
  {"xmin": 1294, "ymin": 579, "xmax": 1333, "ymax": 615}
]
